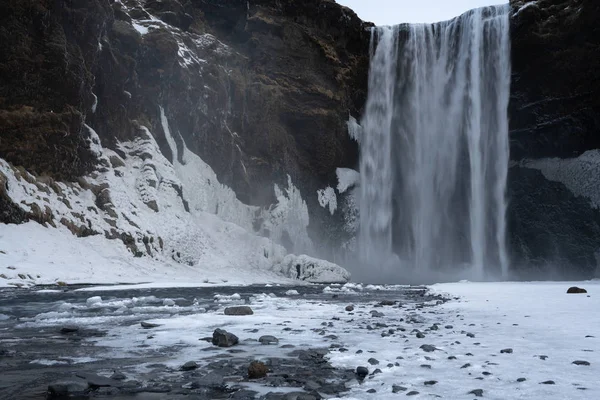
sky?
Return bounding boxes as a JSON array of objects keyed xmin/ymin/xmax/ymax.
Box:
[{"xmin": 336, "ymin": 0, "xmax": 508, "ymax": 25}]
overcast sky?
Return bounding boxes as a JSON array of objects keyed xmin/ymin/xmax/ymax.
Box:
[{"xmin": 336, "ymin": 0, "xmax": 507, "ymax": 25}]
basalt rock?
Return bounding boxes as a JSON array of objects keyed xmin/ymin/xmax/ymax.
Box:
[{"xmin": 508, "ymin": 0, "xmax": 600, "ymax": 277}]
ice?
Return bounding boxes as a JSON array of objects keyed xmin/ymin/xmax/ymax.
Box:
[
  {"xmin": 273, "ymin": 254, "xmax": 350, "ymax": 283},
  {"xmin": 317, "ymin": 186, "xmax": 338, "ymax": 215},
  {"xmin": 86, "ymin": 296, "xmax": 102, "ymax": 307},
  {"xmin": 347, "ymin": 116, "xmax": 362, "ymax": 144},
  {"xmin": 285, "ymin": 289, "xmax": 299, "ymax": 296}
]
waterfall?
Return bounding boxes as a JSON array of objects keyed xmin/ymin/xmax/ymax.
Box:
[{"xmin": 359, "ymin": 5, "xmax": 511, "ymax": 279}]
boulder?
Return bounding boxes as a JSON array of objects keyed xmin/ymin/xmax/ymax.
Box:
[
  {"xmin": 248, "ymin": 361, "xmax": 268, "ymax": 379},
  {"xmin": 567, "ymin": 287, "xmax": 588, "ymax": 294},
  {"xmin": 212, "ymin": 328, "xmax": 239, "ymax": 347},
  {"xmin": 224, "ymin": 306, "xmax": 254, "ymax": 316}
]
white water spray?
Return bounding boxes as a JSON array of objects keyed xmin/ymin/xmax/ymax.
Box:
[{"xmin": 359, "ymin": 5, "xmax": 511, "ymax": 279}]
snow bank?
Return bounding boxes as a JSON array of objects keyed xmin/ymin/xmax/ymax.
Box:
[
  {"xmin": 0, "ymin": 107, "xmax": 337, "ymax": 287},
  {"xmin": 274, "ymin": 254, "xmax": 350, "ymax": 284}
]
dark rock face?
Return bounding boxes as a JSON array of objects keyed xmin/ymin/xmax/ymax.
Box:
[
  {"xmin": 506, "ymin": 167, "xmax": 600, "ymax": 278},
  {"xmin": 0, "ymin": 0, "xmax": 370, "ymax": 250},
  {"xmin": 567, "ymin": 286, "xmax": 588, "ymax": 294},
  {"xmin": 508, "ymin": 0, "xmax": 600, "ymax": 277}
]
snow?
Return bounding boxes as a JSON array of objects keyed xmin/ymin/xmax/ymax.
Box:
[
  {"xmin": 524, "ymin": 150, "xmax": 600, "ymax": 208},
  {"xmin": 131, "ymin": 22, "xmax": 148, "ymax": 35},
  {"xmin": 317, "ymin": 186, "xmax": 338, "ymax": 215},
  {"xmin": 514, "ymin": 1, "xmax": 539, "ymax": 16},
  {"xmin": 336, "ymin": 168, "xmax": 360, "ymax": 194}
]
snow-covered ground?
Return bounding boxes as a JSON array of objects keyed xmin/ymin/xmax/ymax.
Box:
[
  {"xmin": 10, "ymin": 281, "xmax": 597, "ymax": 399},
  {"xmin": 329, "ymin": 281, "xmax": 600, "ymax": 399}
]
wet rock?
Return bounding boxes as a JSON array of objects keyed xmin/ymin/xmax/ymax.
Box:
[
  {"xmin": 141, "ymin": 321, "xmax": 161, "ymax": 329},
  {"xmin": 416, "ymin": 332, "xmax": 425, "ymax": 339},
  {"xmin": 224, "ymin": 306, "xmax": 254, "ymax": 316},
  {"xmin": 356, "ymin": 366, "xmax": 369, "ymax": 379},
  {"xmin": 461, "ymin": 363, "xmax": 471, "ymax": 369},
  {"xmin": 567, "ymin": 287, "xmax": 588, "ymax": 294},
  {"xmin": 248, "ymin": 361, "xmax": 268, "ymax": 379},
  {"xmin": 75, "ymin": 373, "xmax": 122, "ymax": 389},
  {"xmin": 469, "ymin": 389, "xmax": 484, "ymax": 397},
  {"xmin": 368, "ymin": 358, "xmax": 379, "ymax": 365},
  {"xmin": 407, "ymin": 391, "xmax": 420, "ymax": 396},
  {"xmin": 500, "ymin": 348, "xmax": 513, "ymax": 354},
  {"xmin": 517, "ymin": 378, "xmax": 527, "ymax": 382},
  {"xmin": 573, "ymin": 360, "xmax": 591, "ymax": 366},
  {"xmin": 212, "ymin": 329, "xmax": 239, "ymax": 347},
  {"xmin": 180, "ymin": 361, "xmax": 198, "ymax": 371},
  {"xmin": 367, "ymin": 389, "xmax": 377, "ymax": 393},
  {"xmin": 540, "ymin": 380, "xmax": 556, "ymax": 385},
  {"xmin": 466, "ymin": 332, "xmax": 475, "ymax": 338},
  {"xmin": 345, "ymin": 305, "xmax": 355, "ymax": 311},
  {"xmin": 424, "ymin": 380, "xmax": 437, "ymax": 386},
  {"xmin": 110, "ymin": 372, "xmax": 127, "ymax": 381},
  {"xmin": 380, "ymin": 300, "xmax": 395, "ymax": 306},
  {"xmin": 47, "ymin": 380, "xmax": 89, "ymax": 399},
  {"xmin": 60, "ymin": 326, "xmax": 79, "ymax": 334},
  {"xmin": 196, "ymin": 372, "xmax": 224, "ymax": 388},
  {"xmin": 259, "ymin": 335, "xmax": 279, "ymax": 345}
]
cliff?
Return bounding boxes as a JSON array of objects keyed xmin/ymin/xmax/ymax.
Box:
[
  {"xmin": 0, "ymin": 0, "xmax": 371, "ymax": 268},
  {"xmin": 508, "ymin": 0, "xmax": 600, "ymax": 277}
]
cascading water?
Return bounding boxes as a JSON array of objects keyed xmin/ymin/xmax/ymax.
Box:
[{"xmin": 359, "ymin": 5, "xmax": 511, "ymax": 279}]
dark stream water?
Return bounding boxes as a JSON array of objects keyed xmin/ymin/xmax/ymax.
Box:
[{"xmin": 0, "ymin": 284, "xmax": 434, "ymax": 399}]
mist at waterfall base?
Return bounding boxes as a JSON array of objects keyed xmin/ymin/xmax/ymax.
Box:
[{"xmin": 350, "ymin": 5, "xmax": 512, "ymax": 285}]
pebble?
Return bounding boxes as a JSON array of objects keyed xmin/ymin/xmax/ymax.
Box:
[
  {"xmin": 572, "ymin": 360, "xmax": 590, "ymax": 366},
  {"xmin": 392, "ymin": 385, "xmax": 407, "ymax": 393},
  {"xmin": 420, "ymin": 344, "xmax": 436, "ymax": 352}
]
